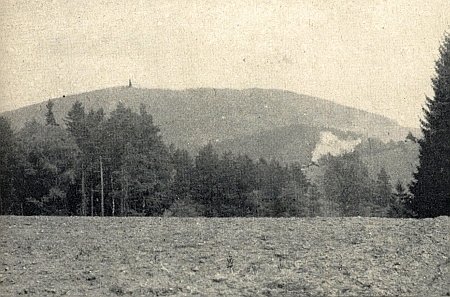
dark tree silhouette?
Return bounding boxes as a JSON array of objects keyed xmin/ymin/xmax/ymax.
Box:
[
  {"xmin": 16, "ymin": 121, "xmax": 80, "ymax": 215},
  {"xmin": 375, "ymin": 167, "xmax": 391, "ymax": 208},
  {"xmin": 191, "ymin": 143, "xmax": 220, "ymax": 216},
  {"xmin": 0, "ymin": 117, "xmax": 17, "ymax": 214},
  {"xmin": 322, "ymin": 152, "xmax": 373, "ymax": 216},
  {"xmin": 45, "ymin": 100, "xmax": 59, "ymax": 126},
  {"xmin": 410, "ymin": 32, "xmax": 450, "ymax": 218},
  {"xmin": 406, "ymin": 131, "xmax": 417, "ymax": 143},
  {"xmin": 389, "ymin": 181, "xmax": 414, "ymax": 218}
]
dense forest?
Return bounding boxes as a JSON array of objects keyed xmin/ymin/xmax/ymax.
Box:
[{"xmin": 0, "ymin": 100, "xmax": 414, "ymax": 218}]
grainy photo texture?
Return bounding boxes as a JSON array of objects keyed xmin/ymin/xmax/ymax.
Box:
[{"xmin": 0, "ymin": 1, "xmax": 449, "ymax": 296}]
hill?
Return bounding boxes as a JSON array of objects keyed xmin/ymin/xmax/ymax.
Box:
[
  {"xmin": 2, "ymin": 86, "xmax": 417, "ymax": 150},
  {"xmin": 3, "ymin": 87, "xmax": 420, "ymax": 184},
  {"xmin": 1, "ymin": 87, "xmax": 420, "ymax": 185}
]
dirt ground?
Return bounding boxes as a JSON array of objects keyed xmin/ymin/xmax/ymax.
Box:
[{"xmin": 0, "ymin": 216, "xmax": 449, "ymax": 296}]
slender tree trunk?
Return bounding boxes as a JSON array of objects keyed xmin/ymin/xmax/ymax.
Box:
[
  {"xmin": 125, "ymin": 180, "xmax": 129, "ymax": 216},
  {"xmin": 121, "ymin": 184, "xmax": 124, "ymax": 216},
  {"xmin": 90, "ymin": 188, "xmax": 94, "ymax": 216},
  {"xmin": 100, "ymin": 155, "xmax": 104, "ymax": 217},
  {"xmin": 111, "ymin": 175, "xmax": 115, "ymax": 216},
  {"xmin": 81, "ymin": 166, "xmax": 86, "ymax": 216},
  {"xmin": 112, "ymin": 196, "xmax": 115, "ymax": 216},
  {"xmin": 121, "ymin": 167, "xmax": 130, "ymax": 216},
  {"xmin": 121, "ymin": 167, "xmax": 125, "ymax": 216},
  {"xmin": 0, "ymin": 186, "xmax": 3, "ymax": 215}
]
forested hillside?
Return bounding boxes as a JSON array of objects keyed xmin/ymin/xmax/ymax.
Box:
[
  {"xmin": 0, "ymin": 100, "xmax": 415, "ymax": 218},
  {"xmin": 1, "ymin": 87, "xmax": 421, "ymax": 193},
  {"xmin": 2, "ymin": 87, "xmax": 418, "ymax": 149}
]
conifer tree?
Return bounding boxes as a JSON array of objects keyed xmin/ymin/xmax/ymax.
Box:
[
  {"xmin": 45, "ymin": 100, "xmax": 59, "ymax": 126},
  {"xmin": 65, "ymin": 101, "xmax": 86, "ymax": 143},
  {"xmin": 389, "ymin": 181, "xmax": 414, "ymax": 218},
  {"xmin": 192, "ymin": 143, "xmax": 220, "ymax": 216},
  {"xmin": 375, "ymin": 167, "xmax": 391, "ymax": 208},
  {"xmin": 410, "ymin": 33, "xmax": 450, "ymax": 218},
  {"xmin": 0, "ymin": 117, "xmax": 17, "ymax": 214},
  {"xmin": 65, "ymin": 101, "xmax": 89, "ymax": 215},
  {"xmin": 322, "ymin": 152, "xmax": 372, "ymax": 216},
  {"xmin": 16, "ymin": 120, "xmax": 80, "ymax": 215}
]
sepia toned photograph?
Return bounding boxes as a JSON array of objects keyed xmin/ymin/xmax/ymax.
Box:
[{"xmin": 1, "ymin": 0, "xmax": 449, "ymax": 295}]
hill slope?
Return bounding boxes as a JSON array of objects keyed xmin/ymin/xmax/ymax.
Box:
[
  {"xmin": 2, "ymin": 86, "xmax": 420, "ymax": 186},
  {"xmin": 2, "ymin": 87, "xmax": 417, "ymax": 151}
]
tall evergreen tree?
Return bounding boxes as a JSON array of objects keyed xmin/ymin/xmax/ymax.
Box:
[
  {"xmin": 168, "ymin": 147, "xmax": 195, "ymax": 212},
  {"xmin": 65, "ymin": 101, "xmax": 86, "ymax": 143},
  {"xmin": 275, "ymin": 163, "xmax": 310, "ymax": 217},
  {"xmin": 16, "ymin": 121, "xmax": 80, "ymax": 215},
  {"xmin": 192, "ymin": 143, "xmax": 220, "ymax": 216},
  {"xmin": 410, "ymin": 33, "xmax": 450, "ymax": 218},
  {"xmin": 65, "ymin": 102, "xmax": 106, "ymax": 215},
  {"xmin": 375, "ymin": 167, "xmax": 391, "ymax": 208},
  {"xmin": 389, "ymin": 181, "xmax": 414, "ymax": 218},
  {"xmin": 45, "ymin": 100, "xmax": 59, "ymax": 126},
  {"xmin": 65, "ymin": 101, "xmax": 88, "ymax": 215},
  {"xmin": 98, "ymin": 103, "xmax": 170, "ymax": 216},
  {"xmin": 322, "ymin": 152, "xmax": 373, "ymax": 216},
  {"xmin": 0, "ymin": 117, "xmax": 17, "ymax": 214}
]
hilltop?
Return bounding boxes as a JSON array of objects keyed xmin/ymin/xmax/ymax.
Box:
[
  {"xmin": 1, "ymin": 87, "xmax": 420, "ymax": 184},
  {"xmin": 2, "ymin": 86, "xmax": 417, "ymax": 146}
]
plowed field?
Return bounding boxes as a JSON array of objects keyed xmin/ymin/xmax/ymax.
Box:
[{"xmin": 1, "ymin": 216, "xmax": 449, "ymax": 296}]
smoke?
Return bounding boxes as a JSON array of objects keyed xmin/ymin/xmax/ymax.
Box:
[{"xmin": 311, "ymin": 131, "xmax": 361, "ymax": 163}]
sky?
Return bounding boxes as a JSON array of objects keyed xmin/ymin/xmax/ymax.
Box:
[{"xmin": 1, "ymin": 0, "xmax": 449, "ymax": 128}]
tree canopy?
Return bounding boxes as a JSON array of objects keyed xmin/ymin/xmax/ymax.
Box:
[
  {"xmin": 410, "ymin": 32, "xmax": 450, "ymax": 218},
  {"xmin": 1, "ymin": 99, "xmax": 414, "ymax": 217}
]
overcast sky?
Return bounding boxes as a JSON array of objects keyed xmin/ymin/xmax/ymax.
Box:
[{"xmin": 1, "ymin": 0, "xmax": 449, "ymax": 128}]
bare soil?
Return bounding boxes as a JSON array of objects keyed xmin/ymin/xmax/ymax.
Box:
[{"xmin": 1, "ymin": 216, "xmax": 449, "ymax": 296}]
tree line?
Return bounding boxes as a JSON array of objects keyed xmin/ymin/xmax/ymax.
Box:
[
  {"xmin": 2, "ymin": 32, "xmax": 449, "ymax": 218},
  {"xmin": 0, "ymin": 99, "xmax": 414, "ymax": 217}
]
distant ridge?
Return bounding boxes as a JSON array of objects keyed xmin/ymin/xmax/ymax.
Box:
[
  {"xmin": 2, "ymin": 87, "xmax": 418, "ymax": 151},
  {"xmin": 2, "ymin": 87, "xmax": 421, "ymax": 184}
]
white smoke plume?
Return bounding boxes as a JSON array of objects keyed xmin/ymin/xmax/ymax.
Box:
[{"xmin": 311, "ymin": 131, "xmax": 361, "ymax": 163}]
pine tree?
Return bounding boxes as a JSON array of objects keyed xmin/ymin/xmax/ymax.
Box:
[
  {"xmin": 45, "ymin": 100, "xmax": 59, "ymax": 126},
  {"xmin": 375, "ymin": 167, "xmax": 391, "ymax": 208},
  {"xmin": 389, "ymin": 181, "xmax": 414, "ymax": 218},
  {"xmin": 65, "ymin": 101, "xmax": 88, "ymax": 215},
  {"xmin": 0, "ymin": 117, "xmax": 17, "ymax": 214},
  {"xmin": 406, "ymin": 132, "xmax": 417, "ymax": 143},
  {"xmin": 169, "ymin": 147, "xmax": 194, "ymax": 201},
  {"xmin": 16, "ymin": 121, "xmax": 80, "ymax": 215},
  {"xmin": 322, "ymin": 152, "xmax": 373, "ymax": 216},
  {"xmin": 65, "ymin": 101, "xmax": 86, "ymax": 143},
  {"xmin": 410, "ymin": 33, "xmax": 450, "ymax": 218},
  {"xmin": 192, "ymin": 143, "xmax": 220, "ymax": 216}
]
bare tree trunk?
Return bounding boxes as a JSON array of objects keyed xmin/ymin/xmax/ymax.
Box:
[
  {"xmin": 111, "ymin": 175, "xmax": 115, "ymax": 216},
  {"xmin": 121, "ymin": 167, "xmax": 125, "ymax": 216},
  {"xmin": 90, "ymin": 188, "xmax": 94, "ymax": 216},
  {"xmin": 81, "ymin": 166, "xmax": 86, "ymax": 216},
  {"xmin": 125, "ymin": 179, "xmax": 129, "ymax": 216},
  {"xmin": 100, "ymin": 155, "xmax": 104, "ymax": 217}
]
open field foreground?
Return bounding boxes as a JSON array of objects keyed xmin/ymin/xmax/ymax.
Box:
[{"xmin": 1, "ymin": 216, "xmax": 449, "ymax": 296}]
